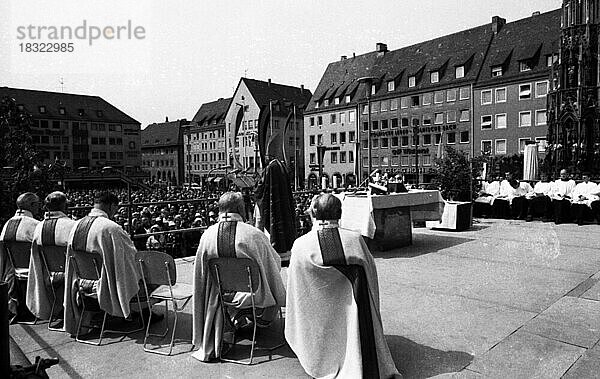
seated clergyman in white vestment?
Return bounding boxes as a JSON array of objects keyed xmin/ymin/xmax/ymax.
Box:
[
  {"xmin": 27, "ymin": 191, "xmax": 76, "ymax": 321},
  {"xmin": 286, "ymin": 193, "xmax": 401, "ymax": 379},
  {"xmin": 192, "ymin": 192, "xmax": 286, "ymax": 362},
  {"xmin": 63, "ymin": 191, "xmax": 142, "ymax": 335}
]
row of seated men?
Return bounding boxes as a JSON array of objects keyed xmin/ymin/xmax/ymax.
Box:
[
  {"xmin": 0, "ymin": 190, "xmax": 401, "ymax": 378},
  {"xmin": 473, "ymin": 169, "xmax": 600, "ymax": 226}
]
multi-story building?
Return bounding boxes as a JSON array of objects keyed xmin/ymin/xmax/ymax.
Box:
[
  {"xmin": 185, "ymin": 98, "xmax": 230, "ymax": 184},
  {"xmin": 225, "ymin": 78, "xmax": 311, "ymax": 188},
  {"xmin": 473, "ymin": 11, "xmax": 559, "ymax": 160},
  {"xmin": 141, "ymin": 118, "xmax": 186, "ymax": 185},
  {"xmin": 0, "ymin": 87, "xmax": 141, "ymax": 171}
]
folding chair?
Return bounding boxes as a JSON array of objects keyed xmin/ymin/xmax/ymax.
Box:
[
  {"xmin": 208, "ymin": 257, "xmax": 285, "ymax": 365},
  {"xmin": 4, "ymin": 241, "xmax": 37, "ymax": 324},
  {"xmin": 70, "ymin": 250, "xmax": 144, "ymax": 345},
  {"xmin": 38, "ymin": 245, "xmax": 66, "ymax": 331},
  {"xmin": 136, "ymin": 250, "xmax": 193, "ymax": 356}
]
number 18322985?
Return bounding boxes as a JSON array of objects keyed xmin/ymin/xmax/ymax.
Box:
[{"xmin": 19, "ymin": 42, "xmax": 74, "ymax": 52}]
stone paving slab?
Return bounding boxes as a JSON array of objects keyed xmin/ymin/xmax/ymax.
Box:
[
  {"xmin": 562, "ymin": 343, "xmax": 600, "ymax": 378},
  {"xmin": 466, "ymin": 330, "xmax": 585, "ymax": 378},
  {"xmin": 521, "ymin": 297, "xmax": 600, "ymax": 348},
  {"xmin": 581, "ymin": 279, "xmax": 600, "ymax": 301}
]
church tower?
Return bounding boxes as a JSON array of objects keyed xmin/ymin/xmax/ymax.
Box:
[{"xmin": 547, "ymin": 0, "xmax": 600, "ymax": 176}]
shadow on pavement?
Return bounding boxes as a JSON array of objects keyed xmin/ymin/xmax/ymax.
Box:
[
  {"xmin": 374, "ymin": 234, "xmax": 475, "ymax": 259},
  {"xmin": 386, "ymin": 335, "xmax": 473, "ymax": 379}
]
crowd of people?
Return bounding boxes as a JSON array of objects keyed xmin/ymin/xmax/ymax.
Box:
[{"xmin": 474, "ymin": 168, "xmax": 600, "ymax": 225}]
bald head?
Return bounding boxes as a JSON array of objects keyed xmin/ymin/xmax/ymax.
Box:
[
  {"xmin": 16, "ymin": 192, "xmax": 40, "ymax": 214},
  {"xmin": 218, "ymin": 192, "xmax": 245, "ymax": 217},
  {"xmin": 311, "ymin": 193, "xmax": 342, "ymax": 221},
  {"xmin": 45, "ymin": 191, "xmax": 67, "ymax": 212}
]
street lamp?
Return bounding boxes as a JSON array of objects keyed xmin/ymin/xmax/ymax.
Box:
[{"xmin": 358, "ymin": 76, "xmax": 377, "ymax": 183}]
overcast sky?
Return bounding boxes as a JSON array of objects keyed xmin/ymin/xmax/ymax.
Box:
[{"xmin": 1, "ymin": 0, "xmax": 559, "ymax": 128}]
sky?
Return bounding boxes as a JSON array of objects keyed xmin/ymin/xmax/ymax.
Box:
[{"xmin": 1, "ymin": 0, "xmax": 560, "ymax": 128}]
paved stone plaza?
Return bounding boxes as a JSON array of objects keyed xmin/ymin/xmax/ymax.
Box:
[{"xmin": 10, "ymin": 218, "xmax": 600, "ymax": 378}]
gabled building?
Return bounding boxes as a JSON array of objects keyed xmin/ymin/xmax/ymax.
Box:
[
  {"xmin": 185, "ymin": 98, "xmax": 230, "ymax": 184},
  {"xmin": 0, "ymin": 87, "xmax": 141, "ymax": 171},
  {"xmin": 141, "ymin": 118, "xmax": 186, "ymax": 185},
  {"xmin": 224, "ymin": 78, "xmax": 311, "ymax": 188}
]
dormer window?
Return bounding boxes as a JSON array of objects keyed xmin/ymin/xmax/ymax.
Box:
[
  {"xmin": 39, "ymin": 106, "xmax": 46, "ymax": 113},
  {"xmin": 324, "ymin": 99, "xmax": 329, "ymax": 107},
  {"xmin": 78, "ymin": 108, "xmax": 85, "ymax": 116},
  {"xmin": 491, "ymin": 66, "xmax": 503, "ymax": 77},
  {"xmin": 371, "ymin": 84, "xmax": 376, "ymax": 95},
  {"xmin": 519, "ymin": 61, "xmax": 533, "ymax": 72},
  {"xmin": 345, "ymin": 94, "xmax": 351, "ymax": 103},
  {"xmin": 455, "ymin": 66, "xmax": 465, "ymax": 79},
  {"xmin": 96, "ymin": 110, "xmax": 103, "ymax": 117},
  {"xmin": 59, "ymin": 107, "xmax": 66, "ymax": 115},
  {"xmin": 335, "ymin": 97, "xmax": 340, "ymax": 105},
  {"xmin": 408, "ymin": 76, "xmax": 416, "ymax": 88},
  {"xmin": 387, "ymin": 81, "xmax": 395, "ymax": 91},
  {"xmin": 430, "ymin": 71, "xmax": 439, "ymax": 83},
  {"xmin": 315, "ymin": 101, "xmax": 320, "ymax": 109}
]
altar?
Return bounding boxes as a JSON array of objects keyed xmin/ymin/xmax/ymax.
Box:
[{"xmin": 336, "ymin": 190, "xmax": 444, "ymax": 250}]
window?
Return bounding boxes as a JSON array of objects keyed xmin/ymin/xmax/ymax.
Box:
[
  {"xmin": 39, "ymin": 106, "xmax": 46, "ymax": 113},
  {"xmin": 434, "ymin": 91, "xmax": 444, "ymax": 104},
  {"xmin": 380, "ymin": 100, "xmax": 388, "ymax": 112},
  {"xmin": 481, "ymin": 140, "xmax": 492, "ymax": 154},
  {"xmin": 495, "ymin": 139, "xmax": 507, "ymax": 154},
  {"xmin": 349, "ymin": 151, "xmax": 354, "ymax": 163},
  {"xmin": 400, "ymin": 97, "xmax": 409, "ymax": 109},
  {"xmin": 519, "ymin": 84, "xmax": 531, "ymax": 100},
  {"xmin": 519, "ymin": 111, "xmax": 531, "ymax": 127},
  {"xmin": 401, "ymin": 117, "xmax": 409, "ymax": 127},
  {"xmin": 401, "ymin": 136, "xmax": 409, "ymax": 147},
  {"xmin": 331, "ymin": 152, "xmax": 338, "ymax": 163},
  {"xmin": 317, "ymin": 134, "xmax": 323, "ymax": 145},
  {"xmin": 310, "ymin": 117, "xmax": 314, "ymax": 126},
  {"xmin": 340, "ymin": 151, "xmax": 347, "ymax": 163},
  {"xmin": 391, "ymin": 137, "xmax": 399, "ymax": 147},
  {"xmin": 345, "ymin": 94, "xmax": 351, "ymax": 103},
  {"xmin": 481, "ymin": 89, "xmax": 492, "ymax": 105},
  {"xmin": 430, "ymin": 71, "xmax": 439, "ymax": 83},
  {"xmin": 392, "ymin": 156, "xmax": 399, "ymax": 166},
  {"xmin": 435, "ymin": 134, "xmax": 441, "ymax": 145},
  {"xmin": 387, "ymin": 81, "xmax": 395, "ymax": 91},
  {"xmin": 411, "ymin": 96, "xmax": 420, "ymax": 107},
  {"xmin": 408, "ymin": 76, "xmax": 416, "ymax": 87},
  {"xmin": 391, "ymin": 118, "xmax": 398, "ymax": 128},
  {"xmin": 59, "ymin": 107, "xmax": 66, "ymax": 115},
  {"xmin": 381, "ymin": 138, "xmax": 389, "ymax": 148},
  {"xmin": 371, "ymin": 84, "xmax": 376, "ymax": 95},
  {"xmin": 324, "ymin": 99, "xmax": 329, "ymax": 107},
  {"xmin": 317, "ymin": 116, "xmax": 323, "ymax": 125},
  {"xmin": 52, "ymin": 120, "xmax": 60, "ymax": 129},
  {"xmin": 458, "ymin": 130, "xmax": 469, "ymax": 144},
  {"xmin": 422, "ymin": 114, "xmax": 432, "ymax": 125},
  {"xmin": 330, "ymin": 114, "xmax": 336, "ymax": 124},
  {"xmin": 335, "ymin": 97, "xmax": 340, "ymax": 105},
  {"xmin": 519, "ymin": 138, "xmax": 532, "ymax": 153},
  {"xmin": 349, "ymin": 131, "xmax": 355, "ymax": 142},
  {"xmin": 422, "ymin": 155, "xmax": 431, "ymax": 166},
  {"xmin": 362, "ymin": 157, "xmax": 369, "ymax": 167},
  {"xmin": 362, "ymin": 139, "xmax": 368, "ymax": 149},
  {"xmin": 390, "ymin": 99, "xmax": 398, "ymax": 110},
  {"xmin": 535, "ymin": 137, "xmax": 547, "ymax": 152},
  {"xmin": 535, "ymin": 110, "xmax": 547, "ymax": 126},
  {"xmin": 447, "ymin": 110, "xmax": 456, "ymax": 123},
  {"xmin": 371, "ymin": 102, "xmax": 380, "ymax": 113},
  {"xmin": 339, "ymin": 132, "xmax": 347, "ymax": 144},
  {"xmin": 459, "ymin": 110, "xmax": 470, "ymax": 122},
  {"xmin": 546, "ymin": 55, "xmax": 557, "ymax": 67},
  {"xmin": 519, "ymin": 61, "xmax": 533, "ymax": 72},
  {"xmin": 372, "ymin": 139, "xmax": 379, "ymax": 148},
  {"xmin": 447, "ymin": 132, "xmax": 456, "ymax": 144},
  {"xmin": 481, "ymin": 115, "xmax": 492, "ymax": 130},
  {"xmin": 309, "ymin": 135, "xmax": 315, "ymax": 146},
  {"xmin": 349, "ymin": 110, "xmax": 355, "ymax": 122},
  {"xmin": 422, "ymin": 93, "xmax": 432, "ymax": 105},
  {"xmin": 491, "ymin": 66, "xmax": 503, "ymax": 77},
  {"xmin": 495, "ymin": 88, "xmax": 506, "ymax": 103},
  {"xmin": 423, "ymin": 134, "xmax": 432, "ymax": 145},
  {"xmin": 434, "ymin": 112, "xmax": 444, "ymax": 124},
  {"xmin": 535, "ymin": 81, "xmax": 548, "ymax": 97},
  {"xmin": 495, "ymin": 114, "xmax": 507, "ymax": 129},
  {"xmin": 446, "ymin": 89, "xmax": 457, "ymax": 102},
  {"xmin": 381, "ymin": 156, "xmax": 389, "ymax": 166},
  {"xmin": 455, "ymin": 66, "xmax": 465, "ymax": 78},
  {"xmin": 309, "ymin": 153, "xmax": 316, "ymax": 164},
  {"xmin": 362, "ymin": 104, "xmax": 368, "ymax": 114},
  {"xmin": 331, "ymin": 133, "xmax": 337, "ymax": 144},
  {"xmin": 372, "ymin": 120, "xmax": 379, "ymax": 130},
  {"xmin": 381, "ymin": 119, "xmax": 389, "ymax": 129},
  {"xmin": 401, "ymin": 156, "xmax": 409, "ymax": 166},
  {"xmin": 459, "ymin": 87, "xmax": 470, "ymax": 100}
]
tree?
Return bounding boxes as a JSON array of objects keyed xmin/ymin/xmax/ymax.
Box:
[{"xmin": 432, "ymin": 146, "xmax": 484, "ymax": 201}]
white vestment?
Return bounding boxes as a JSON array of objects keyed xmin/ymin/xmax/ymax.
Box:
[
  {"xmin": 571, "ymin": 181, "xmax": 599, "ymax": 207},
  {"xmin": 27, "ymin": 211, "xmax": 75, "ymax": 320},
  {"xmin": 63, "ymin": 208, "xmax": 141, "ymax": 335},
  {"xmin": 192, "ymin": 213, "xmax": 286, "ymax": 362},
  {"xmin": 474, "ymin": 181, "xmax": 500, "ymax": 204},
  {"xmin": 550, "ymin": 179, "xmax": 576, "ymax": 200},
  {"xmin": 286, "ymin": 221, "xmax": 400, "ymax": 379}
]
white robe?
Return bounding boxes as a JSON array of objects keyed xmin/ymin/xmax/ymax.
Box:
[
  {"xmin": 286, "ymin": 221, "xmax": 400, "ymax": 379},
  {"xmin": 192, "ymin": 213, "xmax": 286, "ymax": 362},
  {"xmin": 550, "ymin": 179, "xmax": 576, "ymax": 201},
  {"xmin": 0, "ymin": 210, "xmax": 39, "ymax": 316},
  {"xmin": 63, "ymin": 208, "xmax": 141, "ymax": 335},
  {"xmin": 474, "ymin": 181, "xmax": 500, "ymax": 205},
  {"xmin": 526, "ymin": 181, "xmax": 554, "ymax": 199},
  {"xmin": 571, "ymin": 181, "xmax": 599, "ymax": 207},
  {"xmin": 27, "ymin": 211, "xmax": 76, "ymax": 320}
]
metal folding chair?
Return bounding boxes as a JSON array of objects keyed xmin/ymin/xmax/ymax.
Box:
[
  {"xmin": 70, "ymin": 250, "xmax": 144, "ymax": 345},
  {"xmin": 136, "ymin": 250, "xmax": 193, "ymax": 355},
  {"xmin": 38, "ymin": 245, "xmax": 66, "ymax": 331},
  {"xmin": 208, "ymin": 257, "xmax": 285, "ymax": 365},
  {"xmin": 4, "ymin": 240, "xmax": 36, "ymax": 324}
]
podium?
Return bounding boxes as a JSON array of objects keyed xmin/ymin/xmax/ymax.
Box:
[{"xmin": 426, "ymin": 201, "xmax": 472, "ymax": 231}]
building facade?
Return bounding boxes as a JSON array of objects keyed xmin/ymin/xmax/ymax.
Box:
[
  {"xmin": 141, "ymin": 118, "xmax": 186, "ymax": 185},
  {"xmin": 0, "ymin": 87, "xmax": 141, "ymax": 171},
  {"xmin": 185, "ymin": 98, "xmax": 229, "ymax": 184}
]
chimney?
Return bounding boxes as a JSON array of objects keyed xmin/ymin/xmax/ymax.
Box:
[
  {"xmin": 376, "ymin": 42, "xmax": 388, "ymax": 53},
  {"xmin": 301, "ymin": 84, "xmax": 305, "ymax": 93},
  {"xmin": 491, "ymin": 16, "xmax": 506, "ymax": 34},
  {"xmin": 353, "ymin": 52, "xmax": 356, "ymax": 58},
  {"xmin": 341, "ymin": 55, "xmax": 347, "ymax": 61},
  {"xmin": 268, "ymin": 78, "xmax": 271, "ymax": 86},
  {"xmin": 165, "ymin": 116, "xmax": 169, "ymax": 122},
  {"xmin": 532, "ymin": 11, "xmax": 540, "ymax": 16}
]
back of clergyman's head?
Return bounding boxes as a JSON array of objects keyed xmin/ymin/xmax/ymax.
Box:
[
  {"xmin": 45, "ymin": 191, "xmax": 67, "ymax": 212},
  {"xmin": 312, "ymin": 193, "xmax": 342, "ymax": 221},
  {"xmin": 218, "ymin": 192, "xmax": 244, "ymax": 215},
  {"xmin": 94, "ymin": 191, "xmax": 119, "ymax": 206},
  {"xmin": 16, "ymin": 192, "xmax": 39, "ymax": 211}
]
